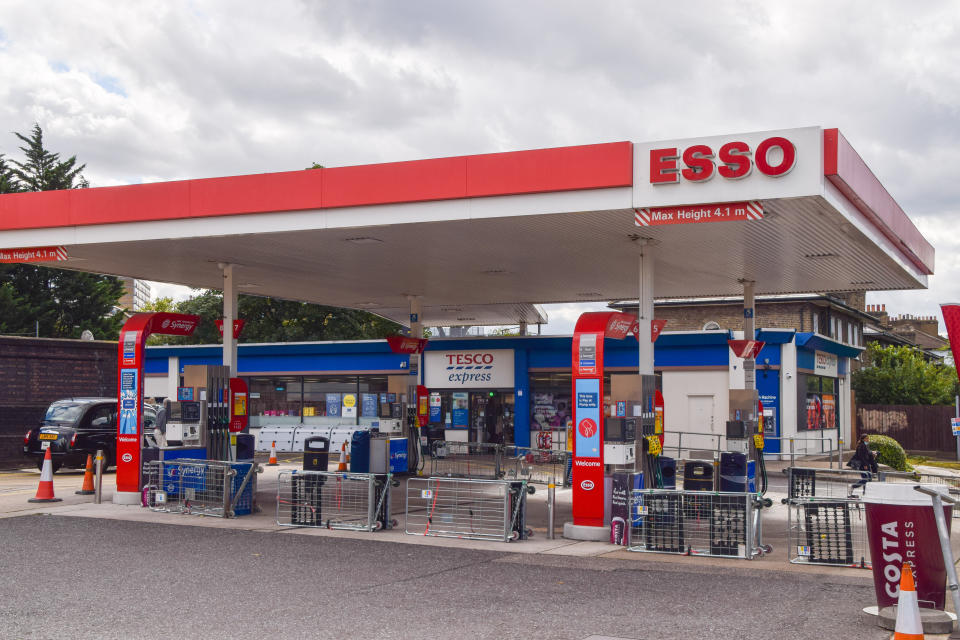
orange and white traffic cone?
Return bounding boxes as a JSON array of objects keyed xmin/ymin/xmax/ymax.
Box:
[
  {"xmin": 267, "ymin": 441, "xmax": 279, "ymax": 466},
  {"xmin": 29, "ymin": 448, "xmax": 62, "ymax": 503},
  {"xmin": 76, "ymin": 454, "xmax": 95, "ymax": 495},
  {"xmin": 893, "ymin": 563, "xmax": 924, "ymax": 639},
  {"xmin": 337, "ymin": 442, "xmax": 347, "ymax": 471}
]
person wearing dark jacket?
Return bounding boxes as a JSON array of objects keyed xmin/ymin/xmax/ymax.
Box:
[{"xmin": 847, "ymin": 434, "xmax": 877, "ymax": 490}]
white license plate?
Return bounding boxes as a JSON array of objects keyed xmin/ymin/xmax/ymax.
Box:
[{"xmin": 41, "ymin": 441, "xmax": 51, "ymax": 450}]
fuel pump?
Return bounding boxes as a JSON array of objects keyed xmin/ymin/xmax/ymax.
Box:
[
  {"xmin": 622, "ymin": 374, "xmax": 661, "ymax": 489},
  {"xmin": 162, "ymin": 399, "xmax": 207, "ymax": 447},
  {"xmin": 723, "ymin": 389, "xmax": 768, "ymax": 495}
]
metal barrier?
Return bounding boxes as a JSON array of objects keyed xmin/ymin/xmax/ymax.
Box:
[
  {"xmin": 143, "ymin": 460, "xmax": 260, "ymax": 518},
  {"xmin": 428, "ymin": 441, "xmax": 503, "ymax": 479},
  {"xmin": 762, "ymin": 436, "xmax": 841, "ymax": 468},
  {"xmin": 276, "ymin": 470, "xmax": 394, "ymax": 531},
  {"xmin": 627, "ymin": 489, "xmax": 765, "ymax": 559},
  {"xmin": 784, "ymin": 466, "xmax": 877, "ymax": 500},
  {"xmin": 405, "ymin": 476, "xmax": 533, "ymax": 542},
  {"xmin": 503, "ymin": 446, "xmax": 571, "ymax": 487},
  {"xmin": 661, "ymin": 431, "xmax": 722, "ymax": 461},
  {"xmin": 787, "ymin": 498, "xmax": 869, "ymax": 568}
]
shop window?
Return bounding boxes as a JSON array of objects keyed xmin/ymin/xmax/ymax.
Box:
[
  {"xmin": 303, "ymin": 376, "xmax": 359, "ymax": 419},
  {"xmin": 247, "ymin": 376, "xmax": 302, "ymax": 425},
  {"xmin": 799, "ymin": 374, "xmax": 838, "ymax": 431}
]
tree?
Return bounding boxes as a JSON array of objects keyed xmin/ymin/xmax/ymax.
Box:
[
  {"xmin": 852, "ymin": 342, "xmax": 957, "ymax": 405},
  {"xmin": 147, "ymin": 290, "xmax": 402, "ymax": 345},
  {"xmin": 0, "ymin": 124, "xmax": 125, "ymax": 339}
]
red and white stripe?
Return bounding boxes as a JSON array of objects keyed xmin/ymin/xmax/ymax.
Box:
[
  {"xmin": 634, "ymin": 208, "xmax": 652, "ymax": 226},
  {"xmin": 54, "ymin": 246, "xmax": 68, "ymax": 260},
  {"xmin": 745, "ymin": 200, "xmax": 763, "ymax": 220}
]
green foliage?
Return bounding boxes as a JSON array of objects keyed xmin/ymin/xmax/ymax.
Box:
[
  {"xmin": 149, "ymin": 290, "xmax": 402, "ymax": 345},
  {"xmin": 851, "ymin": 342, "xmax": 957, "ymax": 405},
  {"xmin": 0, "ymin": 124, "xmax": 124, "ymax": 340},
  {"xmin": 11, "ymin": 124, "xmax": 87, "ymax": 191},
  {"xmin": 866, "ymin": 434, "xmax": 910, "ymax": 471}
]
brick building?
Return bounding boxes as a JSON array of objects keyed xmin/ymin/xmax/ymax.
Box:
[{"xmin": 0, "ymin": 336, "xmax": 117, "ymax": 466}]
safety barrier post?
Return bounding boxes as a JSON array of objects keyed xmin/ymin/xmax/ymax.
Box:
[
  {"xmin": 789, "ymin": 438, "xmax": 795, "ymax": 467},
  {"xmin": 94, "ymin": 449, "xmax": 103, "ymax": 504},
  {"xmin": 547, "ymin": 479, "xmax": 556, "ymax": 540},
  {"xmin": 914, "ymin": 486, "xmax": 960, "ymax": 628}
]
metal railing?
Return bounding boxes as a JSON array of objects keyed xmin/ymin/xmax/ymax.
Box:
[
  {"xmin": 787, "ymin": 498, "xmax": 869, "ymax": 568},
  {"xmin": 784, "ymin": 466, "xmax": 877, "ymax": 501},
  {"xmin": 627, "ymin": 489, "xmax": 766, "ymax": 559},
  {"xmin": 502, "ymin": 446, "xmax": 571, "ymax": 487},
  {"xmin": 405, "ymin": 476, "xmax": 533, "ymax": 542},
  {"xmin": 428, "ymin": 441, "xmax": 503, "ymax": 479},
  {"xmin": 762, "ymin": 436, "xmax": 842, "ymax": 468},
  {"xmin": 276, "ymin": 470, "xmax": 394, "ymax": 531},
  {"xmin": 143, "ymin": 460, "xmax": 260, "ymax": 518},
  {"xmin": 661, "ymin": 431, "xmax": 722, "ymax": 462}
]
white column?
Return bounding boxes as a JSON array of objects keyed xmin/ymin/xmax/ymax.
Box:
[
  {"xmin": 742, "ymin": 279, "xmax": 756, "ymax": 390},
  {"xmin": 221, "ymin": 263, "xmax": 238, "ymax": 377},
  {"xmin": 638, "ymin": 245, "xmax": 654, "ymax": 375},
  {"xmin": 167, "ymin": 356, "xmax": 179, "ymax": 399}
]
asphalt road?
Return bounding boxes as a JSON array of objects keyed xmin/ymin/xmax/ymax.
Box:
[{"xmin": 0, "ymin": 515, "xmax": 888, "ymax": 640}]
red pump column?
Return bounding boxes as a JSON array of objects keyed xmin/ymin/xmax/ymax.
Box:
[
  {"xmin": 568, "ymin": 312, "xmax": 638, "ymax": 532},
  {"xmin": 114, "ymin": 312, "xmax": 200, "ymax": 505}
]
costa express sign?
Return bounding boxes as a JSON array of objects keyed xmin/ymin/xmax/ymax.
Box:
[{"xmin": 650, "ymin": 136, "xmax": 796, "ymax": 184}]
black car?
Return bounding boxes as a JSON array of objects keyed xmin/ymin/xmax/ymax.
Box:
[{"xmin": 22, "ymin": 397, "xmax": 157, "ymax": 473}]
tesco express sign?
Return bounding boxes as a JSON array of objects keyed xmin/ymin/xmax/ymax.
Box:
[{"xmin": 424, "ymin": 349, "xmax": 515, "ymax": 389}]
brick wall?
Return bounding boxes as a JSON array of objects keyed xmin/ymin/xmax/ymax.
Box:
[
  {"xmin": 651, "ymin": 301, "xmax": 811, "ymax": 332},
  {"xmin": 0, "ymin": 336, "xmax": 117, "ymax": 467}
]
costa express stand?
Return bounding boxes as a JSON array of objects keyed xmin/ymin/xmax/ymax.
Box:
[
  {"xmin": 570, "ymin": 311, "xmax": 638, "ymax": 529},
  {"xmin": 114, "ymin": 312, "xmax": 200, "ymax": 505}
]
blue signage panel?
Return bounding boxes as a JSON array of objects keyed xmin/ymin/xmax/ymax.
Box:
[
  {"xmin": 325, "ymin": 393, "xmax": 342, "ymax": 417},
  {"xmin": 119, "ymin": 368, "xmax": 139, "ymax": 435},
  {"xmin": 575, "ymin": 378, "xmax": 601, "ymax": 458}
]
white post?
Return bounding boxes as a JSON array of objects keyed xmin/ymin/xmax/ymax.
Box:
[
  {"xmin": 742, "ymin": 279, "xmax": 756, "ymax": 390},
  {"xmin": 220, "ymin": 263, "xmax": 238, "ymax": 377},
  {"xmin": 638, "ymin": 245, "xmax": 654, "ymax": 375}
]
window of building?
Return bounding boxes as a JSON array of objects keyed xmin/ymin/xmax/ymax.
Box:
[{"xmin": 800, "ymin": 374, "xmax": 838, "ymax": 431}]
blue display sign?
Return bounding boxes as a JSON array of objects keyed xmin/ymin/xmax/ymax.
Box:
[
  {"xmin": 325, "ymin": 393, "xmax": 342, "ymax": 417},
  {"xmin": 119, "ymin": 368, "xmax": 139, "ymax": 435},
  {"xmin": 361, "ymin": 393, "xmax": 378, "ymax": 418},
  {"xmin": 575, "ymin": 378, "xmax": 601, "ymax": 458}
]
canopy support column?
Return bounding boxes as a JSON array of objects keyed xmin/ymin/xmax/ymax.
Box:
[
  {"xmin": 741, "ymin": 279, "xmax": 756, "ymax": 390},
  {"xmin": 221, "ymin": 263, "xmax": 237, "ymax": 377},
  {"xmin": 638, "ymin": 245, "xmax": 654, "ymax": 375}
]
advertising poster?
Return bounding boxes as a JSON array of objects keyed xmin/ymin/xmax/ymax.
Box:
[
  {"xmin": 822, "ymin": 394, "xmax": 835, "ymax": 429},
  {"xmin": 429, "ymin": 393, "xmax": 442, "ymax": 422},
  {"xmin": 451, "ymin": 392, "xmax": 469, "ymax": 428},
  {"xmin": 119, "ymin": 368, "xmax": 139, "ymax": 435},
  {"xmin": 361, "ymin": 393, "xmax": 378, "ymax": 418},
  {"xmin": 342, "ymin": 393, "xmax": 357, "ymax": 418},
  {"xmin": 326, "ymin": 393, "xmax": 342, "ymax": 417}
]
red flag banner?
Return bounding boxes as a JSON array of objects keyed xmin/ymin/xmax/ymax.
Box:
[
  {"xmin": 215, "ymin": 318, "xmax": 246, "ymax": 339},
  {"xmin": 940, "ymin": 304, "xmax": 960, "ymax": 379},
  {"xmin": 728, "ymin": 339, "xmax": 765, "ymax": 360},
  {"xmin": 386, "ymin": 335, "xmax": 428, "ymax": 354},
  {"xmin": 651, "ymin": 319, "xmax": 667, "ymax": 342}
]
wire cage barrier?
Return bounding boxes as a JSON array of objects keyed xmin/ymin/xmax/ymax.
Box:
[
  {"xmin": 427, "ymin": 441, "xmax": 503, "ymax": 480},
  {"xmin": 405, "ymin": 476, "xmax": 534, "ymax": 542},
  {"xmin": 276, "ymin": 470, "xmax": 395, "ymax": 531},
  {"xmin": 143, "ymin": 460, "xmax": 260, "ymax": 518},
  {"xmin": 503, "ymin": 446, "xmax": 571, "ymax": 487},
  {"xmin": 627, "ymin": 490, "xmax": 766, "ymax": 559},
  {"xmin": 787, "ymin": 498, "xmax": 869, "ymax": 568}
]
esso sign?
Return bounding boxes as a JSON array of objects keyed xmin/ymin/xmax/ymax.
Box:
[
  {"xmin": 650, "ymin": 136, "xmax": 796, "ymax": 185},
  {"xmin": 445, "ymin": 353, "xmax": 495, "ymax": 366},
  {"xmin": 580, "ymin": 480, "xmax": 595, "ymax": 491}
]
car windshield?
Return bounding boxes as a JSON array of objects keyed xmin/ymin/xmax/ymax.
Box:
[{"xmin": 43, "ymin": 402, "xmax": 85, "ymax": 425}]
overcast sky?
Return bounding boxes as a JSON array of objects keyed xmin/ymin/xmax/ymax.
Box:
[{"xmin": 0, "ymin": 1, "xmax": 957, "ymax": 334}]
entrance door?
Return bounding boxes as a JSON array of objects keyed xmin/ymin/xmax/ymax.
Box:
[{"xmin": 687, "ymin": 395, "xmax": 716, "ymax": 433}]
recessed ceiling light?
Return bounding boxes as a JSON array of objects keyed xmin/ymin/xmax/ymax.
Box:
[
  {"xmin": 345, "ymin": 237, "xmax": 383, "ymax": 245},
  {"xmin": 238, "ymin": 283, "xmax": 260, "ymax": 289},
  {"xmin": 354, "ymin": 301, "xmax": 381, "ymax": 308},
  {"xmin": 483, "ymin": 269, "xmax": 510, "ymax": 275},
  {"xmin": 576, "ymin": 292, "xmax": 603, "ymax": 298},
  {"xmin": 803, "ymin": 252, "xmax": 840, "ymax": 259},
  {"xmin": 440, "ymin": 307, "xmax": 463, "ymax": 313},
  {"xmin": 456, "ymin": 317, "xmax": 476, "ymax": 322}
]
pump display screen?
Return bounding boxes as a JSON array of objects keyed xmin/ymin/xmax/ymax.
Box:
[{"xmin": 179, "ymin": 401, "xmax": 201, "ymax": 422}]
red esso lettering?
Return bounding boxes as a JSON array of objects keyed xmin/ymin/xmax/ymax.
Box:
[{"xmin": 650, "ymin": 137, "xmax": 796, "ymax": 184}]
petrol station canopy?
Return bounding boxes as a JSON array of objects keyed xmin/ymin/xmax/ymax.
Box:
[{"xmin": 0, "ymin": 126, "xmax": 934, "ymax": 326}]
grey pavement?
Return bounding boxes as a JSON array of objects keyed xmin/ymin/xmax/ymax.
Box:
[{"xmin": 0, "ymin": 514, "xmax": 889, "ymax": 640}]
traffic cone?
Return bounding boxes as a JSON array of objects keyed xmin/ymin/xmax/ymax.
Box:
[
  {"xmin": 267, "ymin": 441, "xmax": 279, "ymax": 466},
  {"xmin": 29, "ymin": 448, "xmax": 62, "ymax": 503},
  {"xmin": 76, "ymin": 454, "xmax": 95, "ymax": 495},
  {"xmin": 893, "ymin": 563, "xmax": 924, "ymax": 640},
  {"xmin": 337, "ymin": 442, "xmax": 347, "ymax": 471}
]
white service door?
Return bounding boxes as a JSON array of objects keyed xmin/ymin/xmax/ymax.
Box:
[{"xmin": 687, "ymin": 395, "xmax": 716, "ymax": 433}]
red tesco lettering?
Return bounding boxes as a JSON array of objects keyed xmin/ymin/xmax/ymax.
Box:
[
  {"xmin": 445, "ymin": 353, "xmax": 495, "ymax": 365},
  {"xmin": 650, "ymin": 137, "xmax": 796, "ymax": 184}
]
